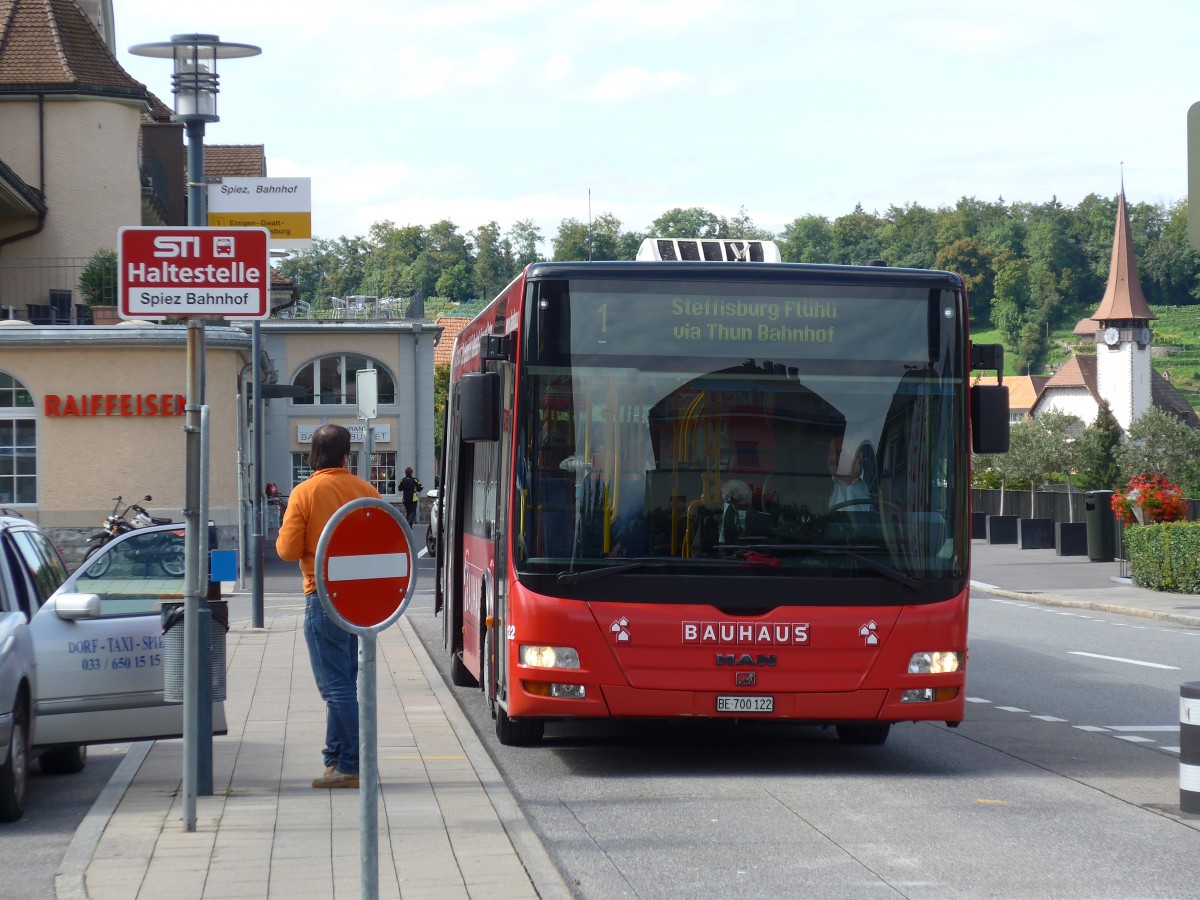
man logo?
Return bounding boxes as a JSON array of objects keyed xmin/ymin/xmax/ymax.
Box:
[
  {"xmin": 715, "ymin": 653, "xmax": 776, "ymax": 667},
  {"xmin": 735, "ymin": 672, "xmax": 756, "ymax": 687}
]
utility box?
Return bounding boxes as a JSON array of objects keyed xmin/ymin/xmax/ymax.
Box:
[{"xmin": 1085, "ymin": 490, "xmax": 1116, "ymax": 562}]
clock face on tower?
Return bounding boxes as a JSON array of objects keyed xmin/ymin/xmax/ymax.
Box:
[{"xmin": 1103, "ymin": 327, "xmax": 1120, "ymax": 346}]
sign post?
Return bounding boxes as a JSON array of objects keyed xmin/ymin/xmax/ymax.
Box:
[
  {"xmin": 118, "ymin": 225, "xmax": 271, "ymax": 826},
  {"xmin": 314, "ymin": 498, "xmax": 416, "ymax": 900}
]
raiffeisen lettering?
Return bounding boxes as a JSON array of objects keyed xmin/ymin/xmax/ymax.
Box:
[{"xmin": 126, "ymin": 261, "xmax": 261, "ymax": 283}]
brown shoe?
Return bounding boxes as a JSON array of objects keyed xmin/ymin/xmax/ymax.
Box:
[
  {"xmin": 312, "ymin": 769, "xmax": 359, "ymax": 789},
  {"xmin": 323, "ymin": 764, "xmax": 337, "ymax": 779}
]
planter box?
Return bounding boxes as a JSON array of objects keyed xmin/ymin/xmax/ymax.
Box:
[
  {"xmin": 986, "ymin": 515, "xmax": 1017, "ymax": 544},
  {"xmin": 1055, "ymin": 522, "xmax": 1088, "ymax": 556},
  {"xmin": 1018, "ymin": 518, "xmax": 1055, "ymax": 549},
  {"xmin": 971, "ymin": 512, "xmax": 987, "ymax": 539}
]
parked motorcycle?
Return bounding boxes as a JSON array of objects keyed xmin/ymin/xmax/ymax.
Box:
[{"xmin": 83, "ymin": 495, "xmax": 182, "ymax": 578}]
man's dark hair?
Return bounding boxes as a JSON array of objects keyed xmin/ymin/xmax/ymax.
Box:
[{"xmin": 310, "ymin": 424, "xmax": 352, "ymax": 471}]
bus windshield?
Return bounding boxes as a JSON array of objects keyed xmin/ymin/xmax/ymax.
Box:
[{"xmin": 514, "ymin": 274, "xmax": 968, "ymax": 597}]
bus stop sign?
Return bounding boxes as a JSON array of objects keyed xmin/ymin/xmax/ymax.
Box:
[{"xmin": 315, "ymin": 498, "xmax": 415, "ymax": 632}]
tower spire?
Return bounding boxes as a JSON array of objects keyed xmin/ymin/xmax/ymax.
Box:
[{"xmin": 1090, "ymin": 183, "xmax": 1155, "ymax": 323}]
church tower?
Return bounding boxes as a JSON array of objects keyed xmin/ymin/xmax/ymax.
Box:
[{"xmin": 1086, "ymin": 189, "xmax": 1155, "ymax": 430}]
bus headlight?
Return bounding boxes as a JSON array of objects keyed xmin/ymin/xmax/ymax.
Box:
[
  {"xmin": 908, "ymin": 651, "xmax": 961, "ymax": 674},
  {"xmin": 520, "ymin": 645, "xmax": 580, "ymax": 669}
]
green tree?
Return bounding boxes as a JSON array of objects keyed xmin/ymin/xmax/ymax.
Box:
[
  {"xmin": 650, "ymin": 207, "xmax": 725, "ymax": 238},
  {"xmin": 434, "ymin": 261, "xmax": 472, "ymax": 303},
  {"xmin": 471, "ymin": 221, "xmax": 514, "ymax": 302},
  {"xmin": 935, "ymin": 237, "xmax": 995, "ymax": 324},
  {"xmin": 433, "ymin": 362, "xmax": 450, "ymax": 464},
  {"xmin": 727, "ymin": 206, "xmax": 774, "ymax": 240},
  {"xmin": 829, "ymin": 204, "xmax": 884, "ymax": 265},
  {"xmin": 777, "ymin": 214, "xmax": 833, "ymax": 263},
  {"xmin": 991, "ymin": 253, "xmax": 1030, "ymax": 348},
  {"xmin": 552, "ymin": 213, "xmax": 630, "ymax": 261},
  {"xmin": 1006, "ymin": 415, "xmax": 1066, "ymax": 512},
  {"xmin": 1118, "ymin": 406, "xmax": 1200, "ymax": 493},
  {"xmin": 507, "ymin": 219, "xmax": 543, "ymax": 269},
  {"xmin": 878, "ymin": 202, "xmax": 938, "ymax": 269},
  {"xmin": 1076, "ymin": 399, "xmax": 1122, "ymax": 490}
]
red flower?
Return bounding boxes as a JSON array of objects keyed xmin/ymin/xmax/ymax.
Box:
[{"xmin": 1111, "ymin": 474, "xmax": 1187, "ymax": 526}]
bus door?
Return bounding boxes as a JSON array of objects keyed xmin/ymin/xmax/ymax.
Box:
[{"xmin": 492, "ymin": 357, "xmax": 516, "ymax": 712}]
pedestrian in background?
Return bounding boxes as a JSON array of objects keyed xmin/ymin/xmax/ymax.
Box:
[
  {"xmin": 276, "ymin": 424, "xmax": 380, "ymax": 789},
  {"xmin": 399, "ymin": 466, "xmax": 423, "ymax": 526}
]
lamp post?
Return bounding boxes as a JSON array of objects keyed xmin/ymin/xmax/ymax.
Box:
[{"xmin": 130, "ymin": 33, "xmax": 260, "ymax": 834}]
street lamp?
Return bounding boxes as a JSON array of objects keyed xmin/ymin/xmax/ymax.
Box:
[
  {"xmin": 129, "ymin": 34, "xmax": 260, "ymax": 226},
  {"xmin": 128, "ymin": 33, "xmax": 261, "ymax": 834}
]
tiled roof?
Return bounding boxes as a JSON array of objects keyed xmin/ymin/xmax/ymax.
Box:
[
  {"xmin": 1090, "ymin": 190, "xmax": 1156, "ymax": 323},
  {"xmin": 0, "ymin": 0, "xmax": 147, "ymax": 99},
  {"xmin": 204, "ymin": 145, "xmax": 266, "ymax": 178},
  {"xmin": 1151, "ymin": 369, "xmax": 1200, "ymax": 427},
  {"xmin": 433, "ymin": 317, "xmax": 471, "ymax": 367},
  {"xmin": 972, "ymin": 374, "xmax": 1048, "ymax": 413},
  {"xmin": 1040, "ymin": 353, "xmax": 1099, "ymax": 396}
]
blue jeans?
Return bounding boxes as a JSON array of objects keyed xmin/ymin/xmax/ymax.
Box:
[{"xmin": 303, "ymin": 594, "xmax": 359, "ymax": 775}]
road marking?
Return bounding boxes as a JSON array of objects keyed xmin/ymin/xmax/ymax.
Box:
[
  {"xmin": 1104, "ymin": 725, "xmax": 1179, "ymax": 732},
  {"xmin": 1031, "ymin": 715, "xmax": 1068, "ymax": 722},
  {"xmin": 1073, "ymin": 725, "xmax": 1109, "ymax": 732},
  {"xmin": 1114, "ymin": 735, "xmax": 1156, "ymax": 743},
  {"xmin": 966, "ymin": 697, "xmax": 992, "ymax": 704},
  {"xmin": 996, "ymin": 706, "xmax": 1029, "ymax": 713},
  {"xmin": 1068, "ymin": 651, "xmax": 1179, "ymax": 670}
]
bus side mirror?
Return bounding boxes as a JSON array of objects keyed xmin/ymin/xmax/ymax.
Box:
[
  {"xmin": 460, "ymin": 371, "xmax": 500, "ymax": 443},
  {"xmin": 970, "ymin": 384, "xmax": 1009, "ymax": 453}
]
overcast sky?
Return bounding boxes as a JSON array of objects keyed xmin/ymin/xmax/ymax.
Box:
[{"xmin": 114, "ymin": 0, "xmax": 1198, "ymax": 249}]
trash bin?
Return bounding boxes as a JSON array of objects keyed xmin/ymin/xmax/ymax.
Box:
[
  {"xmin": 1084, "ymin": 490, "xmax": 1116, "ymax": 562},
  {"xmin": 162, "ymin": 600, "xmax": 228, "ymax": 703}
]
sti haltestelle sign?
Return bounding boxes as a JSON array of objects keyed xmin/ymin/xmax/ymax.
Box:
[{"xmin": 118, "ymin": 226, "xmax": 271, "ymax": 319}]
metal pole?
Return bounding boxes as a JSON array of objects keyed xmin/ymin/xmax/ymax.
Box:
[
  {"xmin": 181, "ymin": 117, "xmax": 207, "ymax": 829},
  {"xmin": 182, "ymin": 318, "xmax": 202, "ymax": 831},
  {"xmin": 359, "ymin": 632, "xmax": 378, "ymax": 900},
  {"xmin": 251, "ymin": 321, "xmax": 264, "ymax": 627},
  {"xmin": 198, "ymin": 404, "xmax": 212, "ymax": 796}
]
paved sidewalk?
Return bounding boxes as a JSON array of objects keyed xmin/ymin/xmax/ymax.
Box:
[
  {"xmin": 57, "ymin": 605, "xmax": 570, "ymax": 899},
  {"xmin": 969, "ymin": 538, "xmax": 1200, "ymax": 628}
]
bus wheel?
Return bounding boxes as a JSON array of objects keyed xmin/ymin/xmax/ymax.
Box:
[
  {"xmin": 449, "ymin": 651, "xmax": 477, "ymax": 688},
  {"xmin": 836, "ymin": 723, "xmax": 891, "ymax": 745},
  {"xmin": 496, "ymin": 707, "xmax": 544, "ymax": 747}
]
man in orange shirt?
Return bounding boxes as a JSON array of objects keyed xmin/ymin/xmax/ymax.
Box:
[{"xmin": 277, "ymin": 424, "xmax": 380, "ymax": 789}]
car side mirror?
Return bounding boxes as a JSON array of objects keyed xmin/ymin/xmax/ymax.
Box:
[{"xmin": 53, "ymin": 593, "xmax": 101, "ymax": 620}]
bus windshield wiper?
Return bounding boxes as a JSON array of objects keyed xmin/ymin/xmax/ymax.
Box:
[
  {"xmin": 557, "ymin": 559, "xmax": 667, "ymax": 585},
  {"xmin": 738, "ymin": 543, "xmax": 921, "ymax": 591}
]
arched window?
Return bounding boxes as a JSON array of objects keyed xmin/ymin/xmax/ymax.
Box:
[
  {"xmin": 0, "ymin": 371, "xmax": 36, "ymax": 504},
  {"xmin": 291, "ymin": 354, "xmax": 396, "ymax": 406}
]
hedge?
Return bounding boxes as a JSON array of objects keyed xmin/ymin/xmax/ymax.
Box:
[{"xmin": 1123, "ymin": 522, "xmax": 1200, "ymax": 593}]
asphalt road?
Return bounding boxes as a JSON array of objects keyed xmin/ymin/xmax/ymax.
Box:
[
  {"xmin": 408, "ymin": 583, "xmax": 1200, "ymax": 898},
  {"xmin": 0, "ymin": 745, "xmax": 128, "ymax": 900}
]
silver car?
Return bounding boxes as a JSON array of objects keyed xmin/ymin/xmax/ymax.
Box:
[{"xmin": 1, "ymin": 518, "xmax": 226, "ymax": 822}]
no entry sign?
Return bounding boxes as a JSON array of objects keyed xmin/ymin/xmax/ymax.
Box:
[
  {"xmin": 315, "ymin": 498, "xmax": 416, "ymax": 632},
  {"xmin": 118, "ymin": 226, "xmax": 271, "ymax": 319}
]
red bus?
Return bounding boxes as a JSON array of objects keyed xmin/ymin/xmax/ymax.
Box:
[{"xmin": 434, "ymin": 239, "xmax": 1009, "ymax": 746}]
